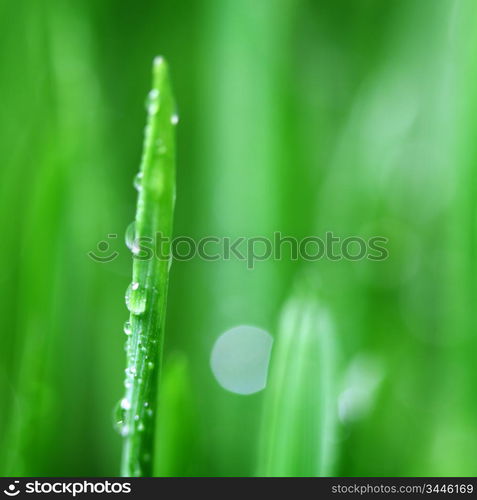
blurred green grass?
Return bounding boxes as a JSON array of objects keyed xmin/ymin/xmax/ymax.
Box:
[{"xmin": 1, "ymin": 0, "xmax": 477, "ymax": 477}]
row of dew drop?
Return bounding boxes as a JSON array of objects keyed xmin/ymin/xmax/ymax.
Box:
[
  {"xmin": 115, "ymin": 297, "xmax": 156, "ymax": 438},
  {"xmin": 115, "ymin": 269, "xmax": 155, "ymax": 437},
  {"xmin": 114, "ymin": 89, "xmax": 179, "ymax": 439},
  {"xmin": 146, "ymin": 87, "xmax": 179, "ymax": 123}
]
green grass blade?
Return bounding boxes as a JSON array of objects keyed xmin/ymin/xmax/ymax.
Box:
[
  {"xmin": 257, "ymin": 284, "xmax": 337, "ymax": 477},
  {"xmin": 154, "ymin": 353, "xmax": 201, "ymax": 477},
  {"xmin": 119, "ymin": 56, "xmax": 177, "ymax": 477}
]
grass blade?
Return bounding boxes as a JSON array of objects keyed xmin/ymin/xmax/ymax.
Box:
[
  {"xmin": 154, "ymin": 353, "xmax": 201, "ymax": 477},
  {"xmin": 119, "ymin": 56, "xmax": 177, "ymax": 477},
  {"xmin": 257, "ymin": 283, "xmax": 337, "ymax": 477}
]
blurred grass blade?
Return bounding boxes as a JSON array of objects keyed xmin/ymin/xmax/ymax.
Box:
[
  {"xmin": 257, "ymin": 285, "xmax": 337, "ymax": 477},
  {"xmin": 154, "ymin": 353, "xmax": 201, "ymax": 477},
  {"xmin": 119, "ymin": 57, "xmax": 177, "ymax": 477}
]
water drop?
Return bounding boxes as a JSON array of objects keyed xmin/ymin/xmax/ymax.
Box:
[
  {"xmin": 123, "ymin": 321, "xmax": 132, "ymax": 336},
  {"xmin": 125, "ymin": 222, "xmax": 140, "ymax": 255},
  {"xmin": 125, "ymin": 282, "xmax": 147, "ymax": 314},
  {"xmin": 154, "ymin": 56, "xmax": 164, "ymax": 66},
  {"xmin": 138, "ymin": 422, "xmax": 145, "ymax": 432},
  {"xmin": 146, "ymin": 89, "xmax": 159, "ymax": 114},
  {"xmin": 121, "ymin": 398, "xmax": 131, "ymax": 410},
  {"xmin": 147, "ymin": 362, "xmax": 154, "ymax": 370},
  {"xmin": 121, "ymin": 425, "xmax": 130, "ymax": 437},
  {"xmin": 133, "ymin": 172, "xmax": 143, "ymax": 191},
  {"xmin": 113, "ymin": 401, "xmax": 127, "ymax": 435},
  {"xmin": 113, "ymin": 420, "xmax": 124, "ymax": 435},
  {"xmin": 171, "ymin": 113, "xmax": 179, "ymax": 125},
  {"xmin": 125, "ymin": 367, "xmax": 136, "ymax": 382},
  {"xmin": 124, "ymin": 340, "xmax": 131, "ymax": 353},
  {"xmin": 125, "ymin": 222, "xmax": 135, "ymax": 248}
]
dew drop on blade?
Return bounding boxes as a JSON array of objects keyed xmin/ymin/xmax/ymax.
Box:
[
  {"xmin": 154, "ymin": 55, "xmax": 164, "ymax": 66},
  {"xmin": 113, "ymin": 400, "xmax": 127, "ymax": 435},
  {"xmin": 125, "ymin": 282, "xmax": 147, "ymax": 314},
  {"xmin": 125, "ymin": 222, "xmax": 137, "ymax": 252},
  {"xmin": 133, "ymin": 172, "xmax": 143, "ymax": 191},
  {"xmin": 146, "ymin": 89, "xmax": 159, "ymax": 114},
  {"xmin": 123, "ymin": 321, "xmax": 132, "ymax": 336},
  {"xmin": 121, "ymin": 397, "xmax": 131, "ymax": 410}
]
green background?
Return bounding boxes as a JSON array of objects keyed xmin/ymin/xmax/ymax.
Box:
[{"xmin": 1, "ymin": 0, "xmax": 476, "ymax": 477}]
